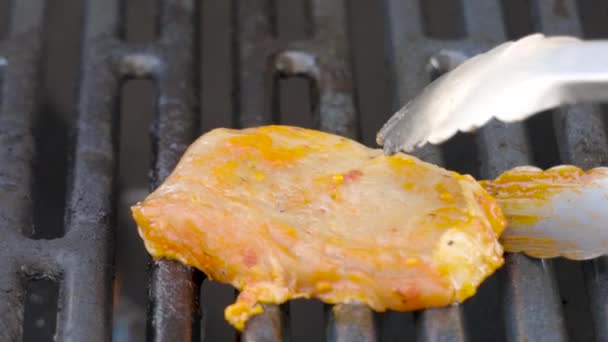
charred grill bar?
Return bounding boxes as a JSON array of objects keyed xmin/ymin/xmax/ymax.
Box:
[
  {"xmin": 0, "ymin": 0, "xmax": 607, "ymax": 341},
  {"xmin": 0, "ymin": 0, "xmax": 47, "ymax": 340},
  {"xmin": 0, "ymin": 0, "xmax": 200, "ymax": 341}
]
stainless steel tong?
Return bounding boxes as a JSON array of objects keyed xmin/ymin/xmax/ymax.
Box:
[{"xmin": 376, "ymin": 33, "xmax": 608, "ymax": 155}]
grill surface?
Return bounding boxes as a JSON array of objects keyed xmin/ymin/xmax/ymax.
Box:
[{"xmin": 0, "ymin": 0, "xmax": 607, "ymax": 341}]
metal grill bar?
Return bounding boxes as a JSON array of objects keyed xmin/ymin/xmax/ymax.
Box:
[
  {"xmin": 236, "ymin": 0, "xmax": 375, "ymax": 340},
  {"xmin": 0, "ymin": 0, "xmax": 47, "ymax": 340},
  {"xmin": 327, "ymin": 303, "xmax": 377, "ymax": 342},
  {"xmin": 0, "ymin": 0, "xmax": 44, "ymax": 237},
  {"xmin": 53, "ymin": 3, "xmax": 117, "ymax": 340},
  {"xmin": 145, "ymin": 1, "xmax": 201, "ymax": 341},
  {"xmin": 242, "ymin": 304, "xmax": 285, "ymax": 342},
  {"xmin": 384, "ymin": 0, "xmax": 566, "ymax": 341},
  {"xmin": 53, "ymin": 1, "xmax": 119, "ymax": 340}
]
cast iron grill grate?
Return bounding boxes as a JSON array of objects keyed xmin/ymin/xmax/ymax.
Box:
[{"xmin": 0, "ymin": 0, "xmax": 607, "ymax": 341}]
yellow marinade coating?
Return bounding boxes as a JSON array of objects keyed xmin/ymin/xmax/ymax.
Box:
[{"xmin": 131, "ymin": 125, "xmax": 507, "ymax": 330}]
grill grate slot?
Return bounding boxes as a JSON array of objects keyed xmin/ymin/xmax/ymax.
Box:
[
  {"xmin": 275, "ymin": 0, "xmax": 312, "ymax": 40},
  {"xmin": 114, "ymin": 79, "xmax": 155, "ymax": 342},
  {"xmin": 277, "ymin": 74, "xmax": 327, "ymax": 341},
  {"xmin": 419, "ymin": 0, "xmax": 467, "ymax": 39},
  {"xmin": 31, "ymin": 0, "xmax": 82, "ymax": 241},
  {"xmin": 276, "ymin": 76, "xmax": 317, "ymax": 128},
  {"xmin": 22, "ymin": 278, "xmax": 60, "ymax": 342}
]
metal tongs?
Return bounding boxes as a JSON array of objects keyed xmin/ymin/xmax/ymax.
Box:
[
  {"xmin": 377, "ymin": 33, "xmax": 608, "ymax": 155},
  {"xmin": 377, "ymin": 33, "xmax": 608, "ymax": 261}
]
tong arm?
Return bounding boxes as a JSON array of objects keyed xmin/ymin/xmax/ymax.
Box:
[{"xmin": 377, "ymin": 33, "xmax": 608, "ymax": 154}]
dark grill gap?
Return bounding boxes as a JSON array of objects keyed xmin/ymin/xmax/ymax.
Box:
[
  {"xmin": 114, "ymin": 1, "xmax": 158, "ymax": 340},
  {"xmin": 22, "ymin": 278, "xmax": 60, "ymax": 341},
  {"xmin": 0, "ymin": 0, "xmax": 11, "ymax": 40},
  {"xmin": 114, "ymin": 79, "xmax": 154, "ymax": 342},
  {"xmin": 0, "ymin": 1, "xmax": 607, "ymax": 341},
  {"xmin": 419, "ymin": 0, "xmax": 467, "ymax": 39},
  {"xmin": 275, "ymin": 0, "xmax": 312, "ymax": 40},
  {"xmin": 276, "ymin": 76, "xmax": 317, "ymax": 128},
  {"xmin": 31, "ymin": 0, "xmax": 82, "ymax": 241}
]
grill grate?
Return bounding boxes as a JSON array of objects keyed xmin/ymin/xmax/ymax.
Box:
[{"xmin": 0, "ymin": 0, "xmax": 607, "ymax": 341}]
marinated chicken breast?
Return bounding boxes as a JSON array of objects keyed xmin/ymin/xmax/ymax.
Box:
[{"xmin": 131, "ymin": 125, "xmax": 506, "ymax": 330}]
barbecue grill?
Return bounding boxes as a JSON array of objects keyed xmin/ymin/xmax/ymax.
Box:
[{"xmin": 1, "ymin": 0, "xmax": 608, "ymax": 341}]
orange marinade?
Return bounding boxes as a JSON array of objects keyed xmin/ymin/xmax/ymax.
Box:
[{"xmin": 132, "ymin": 125, "xmax": 506, "ymax": 330}]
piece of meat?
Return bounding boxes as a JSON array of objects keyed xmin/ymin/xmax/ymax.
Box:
[
  {"xmin": 131, "ymin": 125, "xmax": 506, "ymax": 330},
  {"xmin": 481, "ymin": 165, "xmax": 608, "ymax": 260}
]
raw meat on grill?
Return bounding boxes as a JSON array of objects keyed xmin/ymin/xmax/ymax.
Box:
[{"xmin": 131, "ymin": 125, "xmax": 506, "ymax": 330}]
